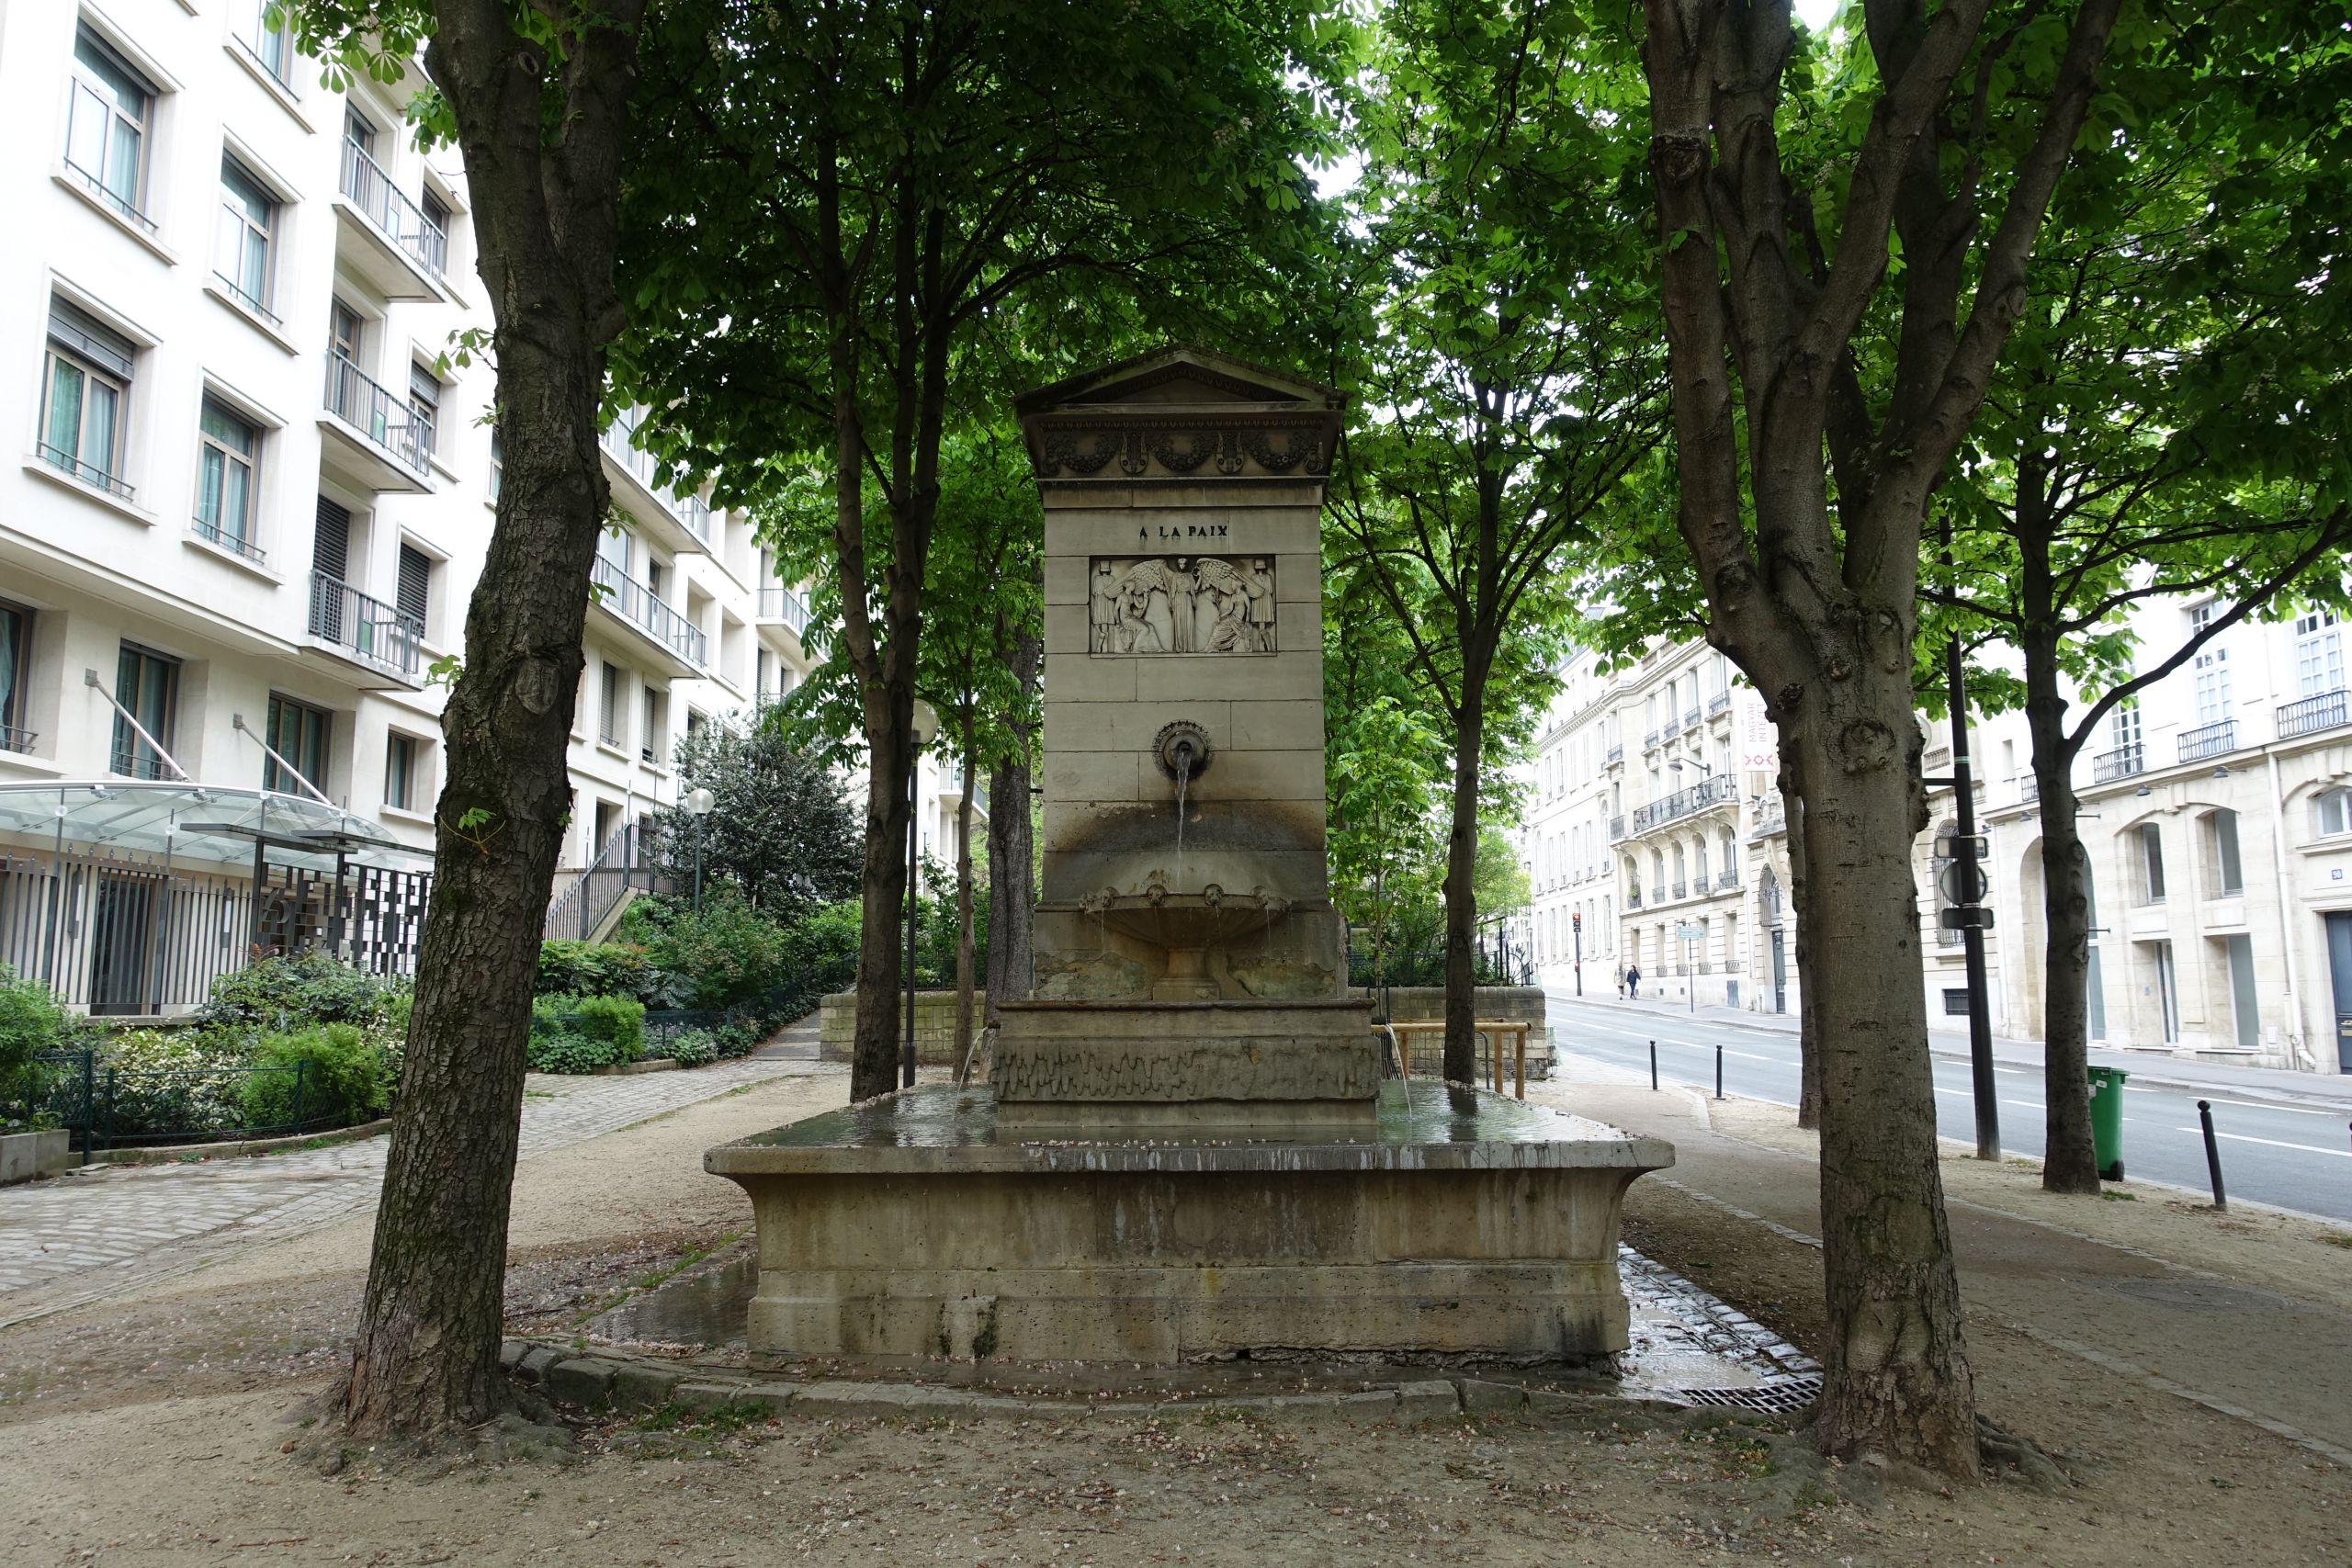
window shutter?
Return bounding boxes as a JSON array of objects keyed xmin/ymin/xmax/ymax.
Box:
[
  {"xmin": 49, "ymin": 299, "xmax": 134, "ymax": 378},
  {"xmin": 396, "ymin": 544, "xmax": 431, "ymax": 624},
  {"xmin": 408, "ymin": 363, "xmax": 441, "ymax": 410},
  {"xmin": 313, "ymin": 496, "xmax": 350, "ymax": 581}
]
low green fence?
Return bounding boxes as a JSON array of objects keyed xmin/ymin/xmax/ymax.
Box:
[{"xmin": 8, "ymin": 1049, "xmax": 349, "ymax": 1153}]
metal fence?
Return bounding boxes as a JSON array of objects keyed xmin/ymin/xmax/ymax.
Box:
[{"xmin": 9, "ymin": 1049, "xmax": 347, "ymax": 1153}]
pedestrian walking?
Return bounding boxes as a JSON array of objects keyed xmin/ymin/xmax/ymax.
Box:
[
  {"xmin": 1614, "ymin": 964, "xmax": 1626, "ymax": 1000},
  {"xmin": 1626, "ymin": 963, "xmax": 1642, "ymax": 1000}
]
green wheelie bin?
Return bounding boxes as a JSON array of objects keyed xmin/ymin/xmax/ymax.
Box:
[{"xmin": 2086, "ymin": 1065, "xmax": 2128, "ymax": 1181}]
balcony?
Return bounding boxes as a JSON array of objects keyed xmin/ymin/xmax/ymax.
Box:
[
  {"xmin": 1, "ymin": 724, "xmax": 37, "ymax": 755},
  {"xmin": 1672, "ymin": 879, "xmax": 1688, "ymax": 899},
  {"xmin": 333, "ymin": 138, "xmax": 449, "ymax": 300},
  {"xmin": 2019, "ymin": 774, "xmax": 2039, "ymax": 803},
  {"xmin": 2278, "ymin": 687, "xmax": 2348, "ymax": 740},
  {"xmin": 2177, "ymin": 719, "xmax": 2237, "ymax": 764},
  {"xmin": 1717, "ymin": 867, "xmax": 1740, "ymax": 889},
  {"xmin": 1608, "ymin": 814, "xmax": 1626, "ymax": 841},
  {"xmin": 1626, "ymin": 888, "xmax": 1643, "ymax": 909},
  {"xmin": 1683, "ymin": 706, "xmax": 1702, "ymax": 730},
  {"xmin": 1605, "ymin": 741, "xmax": 1623, "ymax": 765},
  {"xmin": 2091, "ymin": 743, "xmax": 2144, "ymax": 784},
  {"xmin": 1751, "ymin": 798, "xmax": 1786, "ymax": 839},
  {"xmin": 189, "ymin": 515, "xmax": 266, "ymax": 567},
  {"xmin": 1644, "ymin": 728, "xmax": 1661, "ymax": 750},
  {"xmin": 321, "ymin": 352, "xmax": 434, "ymax": 493},
  {"xmin": 601, "ymin": 409, "xmax": 711, "ymax": 555},
  {"xmin": 1708, "ymin": 690, "xmax": 1732, "ymax": 716},
  {"xmin": 306, "ymin": 570, "xmax": 423, "ymax": 683},
  {"xmin": 1630, "ymin": 771, "xmax": 1738, "ymax": 834},
  {"xmin": 591, "ymin": 554, "xmax": 706, "ymax": 677},
  {"xmin": 758, "ymin": 584, "xmax": 812, "ymax": 638}
]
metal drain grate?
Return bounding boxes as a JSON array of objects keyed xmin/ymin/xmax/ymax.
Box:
[{"xmin": 1668, "ymin": 1375, "xmax": 1821, "ymax": 1414}]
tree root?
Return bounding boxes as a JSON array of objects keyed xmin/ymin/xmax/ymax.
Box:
[
  {"xmin": 1975, "ymin": 1414, "xmax": 2082, "ymax": 1493},
  {"xmin": 277, "ymin": 1374, "xmax": 576, "ymax": 1478}
]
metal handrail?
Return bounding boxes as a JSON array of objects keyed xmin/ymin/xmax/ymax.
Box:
[
  {"xmin": 2177, "ymin": 719, "xmax": 2237, "ymax": 763},
  {"xmin": 0, "ymin": 725, "xmax": 37, "ymax": 754},
  {"xmin": 308, "ymin": 570, "xmax": 424, "ymax": 677},
  {"xmin": 592, "ymin": 554, "xmax": 707, "ymax": 666},
  {"xmin": 38, "ymin": 441, "xmax": 133, "ymax": 499},
  {"xmin": 600, "ymin": 411, "xmax": 708, "ymax": 540},
  {"xmin": 338, "ymin": 137, "xmax": 447, "ymax": 279},
  {"xmin": 190, "ymin": 516, "xmax": 266, "ymax": 564},
  {"xmin": 1708, "ymin": 690, "xmax": 1732, "ymax": 716},
  {"xmin": 323, "ymin": 351, "xmax": 433, "ymax": 477},
  {"xmin": 759, "ymin": 585, "xmax": 811, "ymax": 635},
  {"xmin": 2277, "ymin": 687, "xmax": 2347, "ymax": 740},
  {"xmin": 1605, "ymin": 741, "xmax": 1623, "ymax": 764}
]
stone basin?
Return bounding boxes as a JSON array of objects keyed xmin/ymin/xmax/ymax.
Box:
[{"xmin": 706, "ymin": 1081, "xmax": 1674, "ymax": 1365}]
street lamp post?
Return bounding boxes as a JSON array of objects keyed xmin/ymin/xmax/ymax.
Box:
[
  {"xmin": 903, "ymin": 698, "xmax": 941, "ymax": 1089},
  {"xmin": 684, "ymin": 786, "xmax": 716, "ymax": 914}
]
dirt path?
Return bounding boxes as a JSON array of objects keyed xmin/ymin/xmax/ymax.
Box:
[{"xmin": 1, "ymin": 1064, "xmax": 2345, "ymax": 1565}]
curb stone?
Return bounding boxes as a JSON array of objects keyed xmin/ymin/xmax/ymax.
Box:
[
  {"xmin": 610, "ymin": 1362, "xmax": 684, "ymax": 1410},
  {"xmin": 544, "ymin": 1356, "xmax": 622, "ymax": 1408},
  {"xmin": 515, "ymin": 1345, "xmax": 564, "ymax": 1383},
  {"xmin": 1457, "ymin": 1378, "xmax": 1529, "ymax": 1416}
]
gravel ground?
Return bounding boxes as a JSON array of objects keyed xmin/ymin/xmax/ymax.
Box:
[{"xmin": 0, "ymin": 1066, "xmax": 2345, "ymax": 1565}]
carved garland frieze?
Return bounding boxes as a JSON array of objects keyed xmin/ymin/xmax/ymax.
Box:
[{"xmin": 1033, "ymin": 420, "xmax": 1331, "ymax": 479}]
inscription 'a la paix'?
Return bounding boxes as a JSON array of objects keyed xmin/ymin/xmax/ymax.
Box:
[{"xmin": 1142, "ymin": 523, "xmax": 1231, "ymax": 539}]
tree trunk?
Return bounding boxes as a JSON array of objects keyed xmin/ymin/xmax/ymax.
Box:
[
  {"xmin": 1784, "ymin": 675, "xmax": 1979, "ymax": 1478},
  {"xmin": 953, "ymin": 708, "xmax": 977, "ymax": 1074},
  {"xmin": 1440, "ymin": 685, "xmax": 1488, "ymax": 1084},
  {"xmin": 849, "ymin": 727, "xmax": 910, "ymax": 1101},
  {"xmin": 1779, "ymin": 764, "xmax": 1822, "ymax": 1131},
  {"xmin": 983, "ymin": 753, "xmax": 1035, "ymax": 1021},
  {"xmin": 2023, "ymin": 634, "xmax": 2099, "ymax": 1191},
  {"xmin": 341, "ymin": 0, "xmax": 641, "ymax": 1440}
]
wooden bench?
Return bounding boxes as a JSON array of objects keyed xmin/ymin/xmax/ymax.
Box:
[{"xmin": 1385, "ymin": 1019, "xmax": 1532, "ymax": 1100}]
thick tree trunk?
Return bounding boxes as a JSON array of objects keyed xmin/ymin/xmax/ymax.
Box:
[
  {"xmin": 1440, "ymin": 690, "xmax": 1487, "ymax": 1084},
  {"xmin": 341, "ymin": 0, "xmax": 640, "ymax": 1439},
  {"xmin": 2023, "ymin": 637, "xmax": 2099, "ymax": 1191},
  {"xmin": 983, "ymin": 752, "xmax": 1035, "ymax": 1020},
  {"xmin": 953, "ymin": 709, "xmax": 977, "ymax": 1073},
  {"xmin": 849, "ymin": 728, "xmax": 910, "ymax": 1101},
  {"xmin": 1786, "ymin": 673, "xmax": 1979, "ymax": 1478}
]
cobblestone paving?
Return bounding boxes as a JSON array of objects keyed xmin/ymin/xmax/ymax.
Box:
[{"xmin": 0, "ymin": 1059, "xmax": 822, "ymax": 1321}]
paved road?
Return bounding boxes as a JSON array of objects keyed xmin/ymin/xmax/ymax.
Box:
[{"xmin": 1546, "ymin": 993, "xmax": 2352, "ymax": 1223}]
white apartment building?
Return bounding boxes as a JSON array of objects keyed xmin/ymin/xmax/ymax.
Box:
[
  {"xmin": 1521, "ymin": 597, "xmax": 2352, "ymax": 1074},
  {"xmin": 0, "ymin": 3, "xmax": 816, "ymax": 1005}
]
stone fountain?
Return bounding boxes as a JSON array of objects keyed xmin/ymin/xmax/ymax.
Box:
[{"xmin": 707, "ymin": 347, "xmax": 1671, "ymax": 1366}]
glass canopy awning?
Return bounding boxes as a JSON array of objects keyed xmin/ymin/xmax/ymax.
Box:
[{"xmin": 0, "ymin": 782, "xmax": 430, "ymax": 872}]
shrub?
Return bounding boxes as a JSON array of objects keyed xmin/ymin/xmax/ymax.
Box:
[
  {"xmin": 0, "ymin": 964, "xmax": 77, "ymax": 1126},
  {"xmin": 664, "ymin": 1029, "xmax": 718, "ymax": 1068},
  {"xmin": 621, "ymin": 893, "xmax": 789, "ymax": 1010},
  {"xmin": 236, "ymin": 1024, "xmax": 389, "ymax": 1132},
  {"xmin": 713, "ymin": 1021, "xmax": 757, "ymax": 1059},
  {"xmin": 526, "ymin": 992, "xmax": 645, "ymax": 1074},
  {"xmin": 526, "ymin": 1032, "xmax": 625, "ymax": 1075},
  {"xmin": 201, "ymin": 953, "xmax": 396, "ymax": 1033},
  {"xmin": 537, "ymin": 940, "xmax": 653, "ymax": 999}
]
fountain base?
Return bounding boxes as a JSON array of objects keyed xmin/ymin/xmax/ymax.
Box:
[{"xmin": 706, "ymin": 1082, "xmax": 1674, "ymax": 1365}]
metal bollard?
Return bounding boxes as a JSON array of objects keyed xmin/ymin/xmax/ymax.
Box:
[
  {"xmin": 1715, "ymin": 1043, "xmax": 1724, "ymax": 1101},
  {"xmin": 1649, "ymin": 1040, "xmax": 1658, "ymax": 1092},
  {"xmin": 2198, "ymin": 1100, "xmax": 2227, "ymax": 1212}
]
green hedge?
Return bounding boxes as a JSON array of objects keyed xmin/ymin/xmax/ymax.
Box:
[
  {"xmin": 236, "ymin": 1024, "xmax": 389, "ymax": 1131},
  {"xmin": 527, "ymin": 993, "xmax": 646, "ymax": 1074}
]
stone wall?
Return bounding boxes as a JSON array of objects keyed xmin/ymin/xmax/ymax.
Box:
[
  {"xmin": 1348, "ymin": 987, "xmax": 1554, "ymax": 1080},
  {"xmin": 820, "ymin": 991, "xmax": 989, "ymax": 1066}
]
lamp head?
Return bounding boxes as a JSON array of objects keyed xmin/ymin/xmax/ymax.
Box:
[
  {"xmin": 684, "ymin": 786, "xmax": 716, "ymax": 818},
  {"xmin": 910, "ymin": 696, "xmax": 941, "ymax": 747}
]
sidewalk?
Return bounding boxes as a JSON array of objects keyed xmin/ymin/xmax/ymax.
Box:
[
  {"xmin": 1535, "ymin": 1053, "xmax": 2352, "ymax": 1469},
  {"xmin": 1548, "ymin": 987, "xmax": 2352, "ymax": 1107}
]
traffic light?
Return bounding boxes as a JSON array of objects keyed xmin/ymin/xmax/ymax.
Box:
[{"xmin": 1571, "ymin": 911, "xmax": 1581, "ymax": 931}]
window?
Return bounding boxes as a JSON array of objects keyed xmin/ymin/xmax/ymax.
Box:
[
  {"xmin": 345, "ymin": 104, "xmax": 377, "ymax": 157},
  {"xmin": 2136, "ymin": 821, "xmax": 2166, "ymax": 905},
  {"xmin": 1942, "ymin": 987, "xmax": 1970, "ymax": 1017},
  {"xmin": 214, "ymin": 156, "xmax": 277, "ymax": 318},
  {"xmin": 408, "ymin": 363, "xmax": 441, "ymax": 458},
  {"xmin": 489, "ymin": 430, "xmax": 503, "ymax": 502},
  {"xmin": 237, "ymin": 0, "xmax": 298, "ymax": 84},
  {"xmin": 2202, "ymin": 809, "xmax": 2244, "ymax": 897},
  {"xmin": 263, "ymin": 694, "xmax": 331, "ymax": 796},
  {"xmin": 2111, "ymin": 701, "xmax": 2142, "ymax": 750},
  {"xmin": 330, "ymin": 299, "xmax": 363, "ymax": 366},
  {"xmin": 111, "ymin": 643, "xmax": 177, "ymax": 779},
  {"xmin": 396, "ymin": 544, "xmax": 432, "ymax": 632},
  {"xmin": 2295, "ymin": 611, "xmax": 2344, "ymax": 696},
  {"xmin": 2318, "ymin": 787, "xmax": 2352, "ymax": 839},
  {"xmin": 599, "ymin": 660, "xmax": 622, "ymax": 747},
  {"xmin": 422, "ymin": 189, "xmax": 452, "ymax": 247},
  {"xmin": 40, "ymin": 299, "xmax": 133, "ymax": 496},
  {"xmin": 194, "ymin": 397, "xmax": 261, "ymax": 558},
  {"xmin": 0, "ymin": 603, "xmax": 33, "ymax": 752},
  {"xmin": 641, "ymin": 685, "xmax": 664, "ymax": 765},
  {"xmin": 2193, "ymin": 644, "xmax": 2232, "ymax": 725},
  {"xmin": 65, "ymin": 28, "xmax": 153, "ymax": 228},
  {"xmin": 385, "ymin": 732, "xmax": 419, "ymax": 812}
]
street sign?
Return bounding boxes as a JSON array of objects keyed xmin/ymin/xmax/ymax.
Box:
[
  {"xmin": 1939, "ymin": 906, "xmax": 1996, "ymax": 931},
  {"xmin": 1674, "ymin": 922, "xmax": 1707, "ymax": 939},
  {"xmin": 1937, "ymin": 861, "xmax": 1990, "ymax": 905},
  {"xmin": 1935, "ymin": 832, "xmax": 1988, "ymax": 862}
]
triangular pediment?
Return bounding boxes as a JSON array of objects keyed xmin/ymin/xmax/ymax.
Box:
[{"xmin": 1016, "ymin": 346, "xmax": 1343, "ymax": 416}]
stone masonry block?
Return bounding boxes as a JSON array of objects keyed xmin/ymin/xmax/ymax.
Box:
[
  {"xmin": 514, "ymin": 1345, "xmax": 564, "ymax": 1383},
  {"xmin": 1396, "ymin": 1381, "xmax": 1464, "ymax": 1421},
  {"xmin": 669, "ymin": 1379, "xmax": 756, "ymax": 1414},
  {"xmin": 609, "ymin": 1362, "xmax": 684, "ymax": 1412},
  {"xmin": 1458, "ymin": 1379, "xmax": 1530, "ymax": 1416},
  {"xmin": 543, "ymin": 1357, "xmax": 621, "ymax": 1409}
]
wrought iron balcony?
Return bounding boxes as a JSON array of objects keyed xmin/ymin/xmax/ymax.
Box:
[
  {"xmin": 1, "ymin": 724, "xmax": 36, "ymax": 754},
  {"xmin": 2278, "ymin": 687, "xmax": 2348, "ymax": 740},
  {"xmin": 2091, "ymin": 743, "xmax": 2144, "ymax": 783},
  {"xmin": 1631, "ymin": 771, "xmax": 1737, "ymax": 833},
  {"xmin": 1626, "ymin": 888, "xmax": 1643, "ymax": 909},
  {"xmin": 2019, "ymin": 774, "xmax": 2040, "ymax": 803},
  {"xmin": 308, "ymin": 570, "xmax": 423, "ymax": 677},
  {"xmin": 1708, "ymin": 690, "xmax": 1732, "ymax": 716},
  {"xmin": 1644, "ymin": 728, "xmax": 1661, "ymax": 750},
  {"xmin": 591, "ymin": 554, "xmax": 707, "ymax": 667},
  {"xmin": 1683, "ymin": 706, "xmax": 1702, "ymax": 729},
  {"xmin": 190, "ymin": 516, "xmax": 266, "ymax": 565},
  {"xmin": 1608, "ymin": 814, "xmax": 1626, "ymax": 841},
  {"xmin": 1605, "ymin": 741, "xmax": 1623, "ymax": 764},
  {"xmin": 323, "ymin": 352, "xmax": 434, "ymax": 478},
  {"xmin": 1672, "ymin": 879, "xmax": 1688, "ymax": 899},
  {"xmin": 1751, "ymin": 798, "xmax": 1787, "ymax": 839},
  {"xmin": 1717, "ymin": 868, "xmax": 1740, "ymax": 889},
  {"xmin": 339, "ymin": 138, "xmax": 448, "ymax": 280},
  {"xmin": 600, "ymin": 409, "xmax": 710, "ymax": 544},
  {"xmin": 760, "ymin": 585, "xmax": 811, "ymax": 635},
  {"xmin": 2176, "ymin": 719, "xmax": 2237, "ymax": 763}
]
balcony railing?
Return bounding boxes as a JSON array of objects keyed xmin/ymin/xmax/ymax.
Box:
[
  {"xmin": 2278, "ymin": 687, "xmax": 2348, "ymax": 740},
  {"xmin": 1751, "ymin": 798, "xmax": 1786, "ymax": 838},
  {"xmin": 2019, "ymin": 774, "xmax": 2040, "ymax": 803},
  {"xmin": 37, "ymin": 441, "xmax": 134, "ymax": 499},
  {"xmin": 600, "ymin": 410, "xmax": 710, "ymax": 540},
  {"xmin": 1627, "ymin": 888, "xmax": 1643, "ymax": 909},
  {"xmin": 1608, "ymin": 815, "xmax": 1626, "ymax": 841},
  {"xmin": 1708, "ymin": 690, "xmax": 1732, "ymax": 716},
  {"xmin": 1631, "ymin": 771, "xmax": 1737, "ymax": 832},
  {"xmin": 676, "ymin": 491, "xmax": 714, "ymax": 543},
  {"xmin": 339, "ymin": 137, "xmax": 448, "ymax": 280},
  {"xmin": 308, "ymin": 570, "xmax": 423, "ymax": 677},
  {"xmin": 1672, "ymin": 879, "xmax": 1688, "ymax": 899},
  {"xmin": 1683, "ymin": 707, "xmax": 1702, "ymax": 729},
  {"xmin": 592, "ymin": 555, "xmax": 707, "ymax": 667},
  {"xmin": 324, "ymin": 352, "xmax": 434, "ymax": 478},
  {"xmin": 760, "ymin": 585, "xmax": 811, "ymax": 635},
  {"xmin": 1717, "ymin": 868, "xmax": 1740, "ymax": 889},
  {"xmin": 190, "ymin": 516, "xmax": 266, "ymax": 565},
  {"xmin": 1605, "ymin": 741, "xmax": 1623, "ymax": 764},
  {"xmin": 2177, "ymin": 719, "xmax": 2237, "ymax": 763},
  {"xmin": 1, "ymin": 725, "xmax": 36, "ymax": 754},
  {"xmin": 2091, "ymin": 742, "xmax": 2144, "ymax": 783}
]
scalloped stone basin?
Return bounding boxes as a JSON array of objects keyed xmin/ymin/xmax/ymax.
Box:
[{"xmin": 705, "ymin": 1081, "xmax": 1675, "ymax": 1365}]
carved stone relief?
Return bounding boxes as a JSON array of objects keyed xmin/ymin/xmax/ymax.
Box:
[{"xmin": 1090, "ymin": 556, "xmax": 1275, "ymax": 656}]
